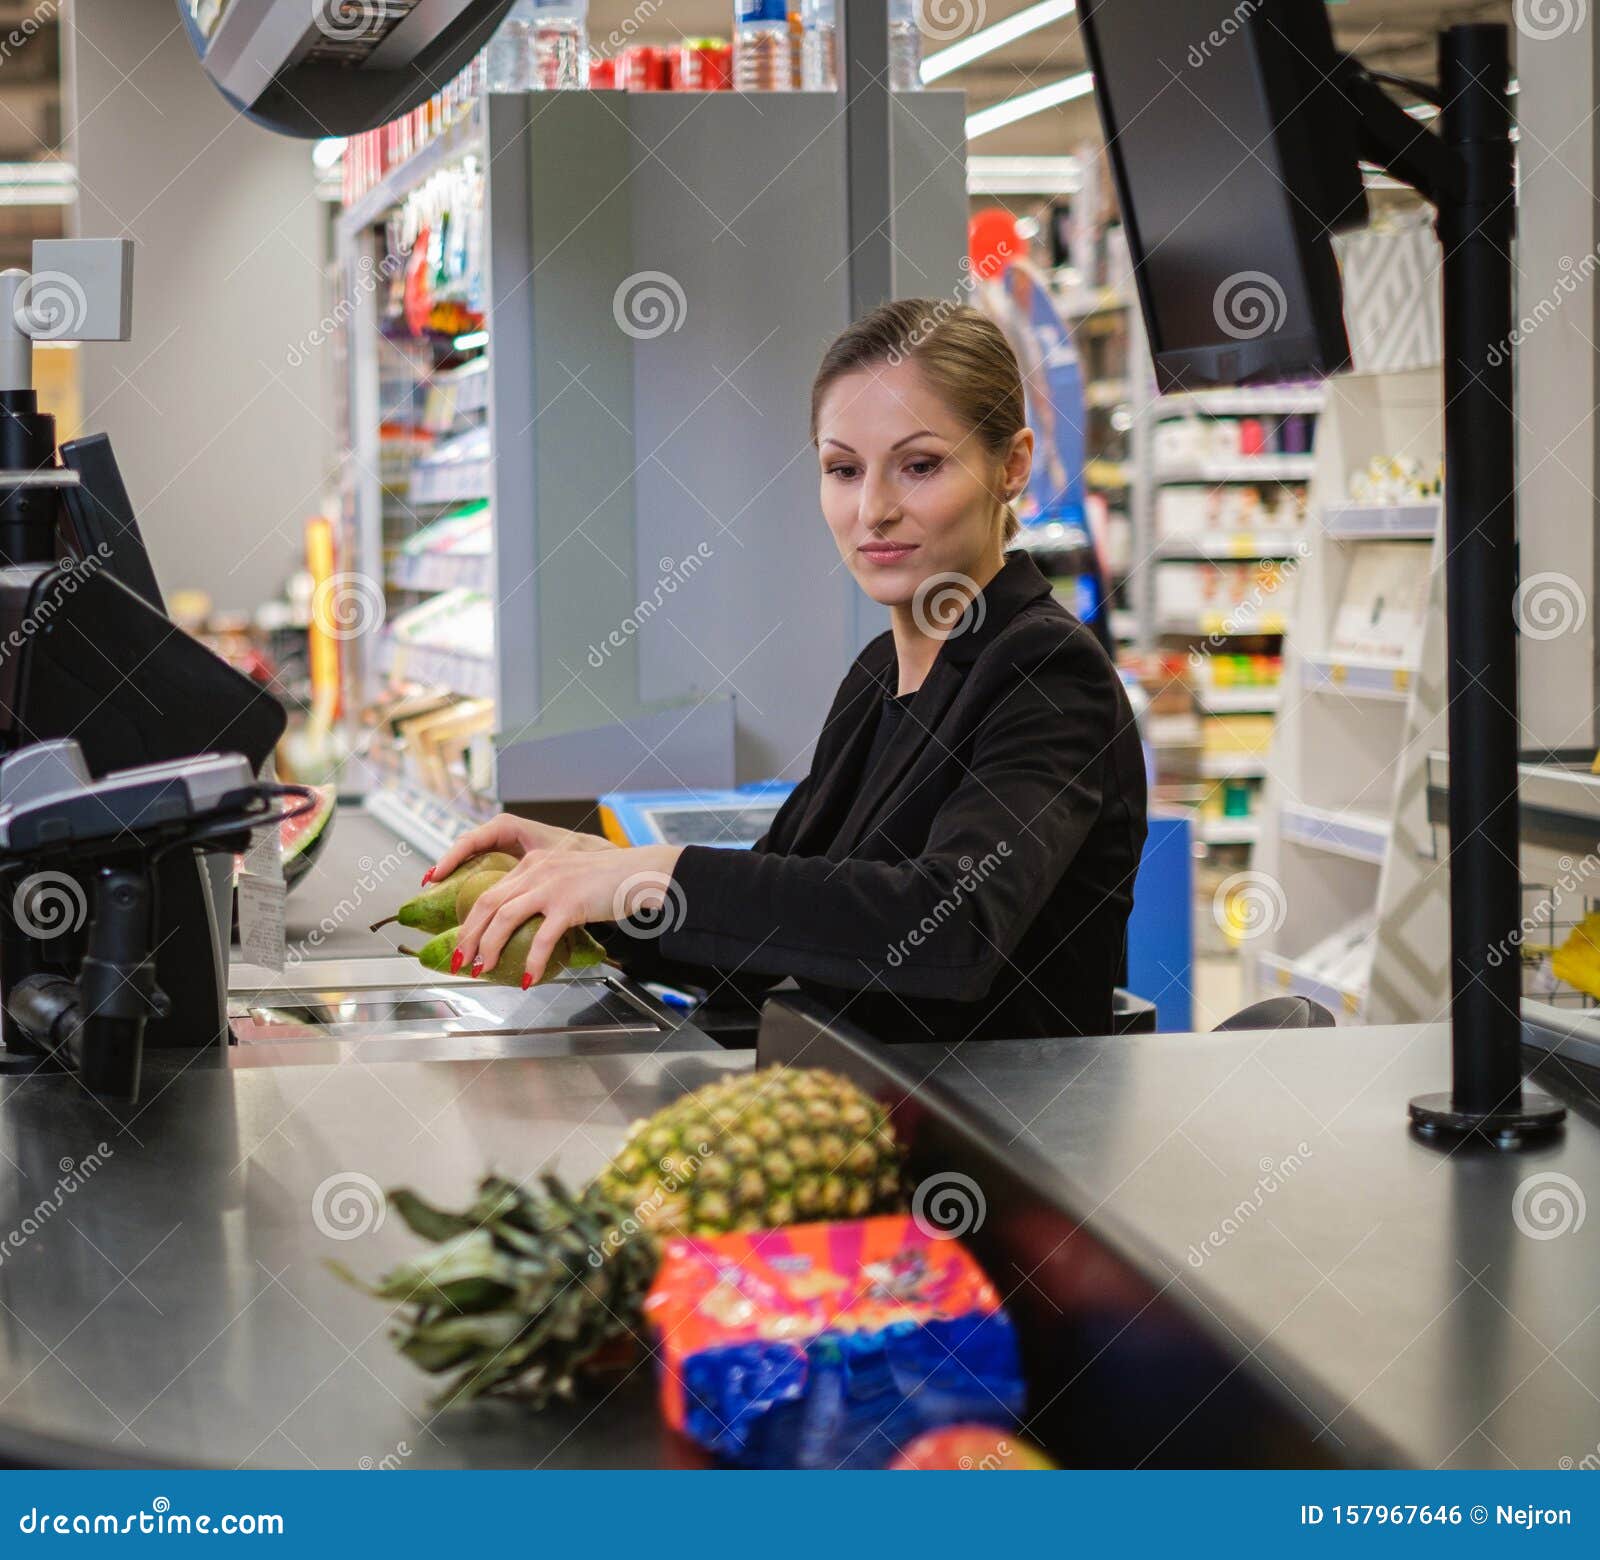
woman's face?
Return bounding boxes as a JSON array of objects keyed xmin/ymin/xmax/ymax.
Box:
[{"xmin": 816, "ymin": 357, "xmax": 1031, "ymax": 611}]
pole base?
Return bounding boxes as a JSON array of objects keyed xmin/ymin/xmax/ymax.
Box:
[{"xmin": 1408, "ymin": 1091, "xmax": 1566, "ymax": 1150}]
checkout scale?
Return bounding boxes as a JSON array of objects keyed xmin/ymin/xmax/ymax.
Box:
[{"xmin": 0, "ymin": 240, "xmax": 717, "ymax": 1096}]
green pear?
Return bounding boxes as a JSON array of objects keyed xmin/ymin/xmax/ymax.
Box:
[
  {"xmin": 370, "ymin": 851, "xmax": 519, "ymax": 934},
  {"xmin": 406, "ymin": 920, "xmax": 608, "ymax": 986}
]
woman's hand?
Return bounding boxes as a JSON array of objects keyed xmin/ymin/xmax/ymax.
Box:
[
  {"xmin": 424, "ymin": 812, "xmax": 617, "ymax": 884},
  {"xmin": 452, "ymin": 843, "xmax": 685, "ymax": 986}
]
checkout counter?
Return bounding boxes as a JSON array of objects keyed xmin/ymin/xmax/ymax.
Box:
[{"xmin": 0, "ymin": 973, "xmax": 1597, "ymax": 1469}]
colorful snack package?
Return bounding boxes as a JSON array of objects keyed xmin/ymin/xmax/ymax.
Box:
[{"xmin": 644, "ymin": 1215, "xmax": 1026, "ymax": 1468}]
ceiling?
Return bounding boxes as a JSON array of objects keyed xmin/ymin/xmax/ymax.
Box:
[{"xmin": 585, "ymin": 0, "xmax": 1514, "ymax": 155}]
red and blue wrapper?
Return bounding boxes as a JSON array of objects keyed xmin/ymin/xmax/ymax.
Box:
[{"xmin": 644, "ymin": 1215, "xmax": 1025, "ymax": 1468}]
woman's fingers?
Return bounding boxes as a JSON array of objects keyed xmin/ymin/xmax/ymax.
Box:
[
  {"xmin": 518, "ymin": 910, "xmax": 575, "ymax": 988},
  {"xmin": 452, "ymin": 860, "xmax": 539, "ymax": 968},
  {"xmin": 425, "ymin": 815, "xmax": 531, "ymax": 883}
]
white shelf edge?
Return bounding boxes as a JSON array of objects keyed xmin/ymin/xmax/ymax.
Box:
[
  {"xmin": 1155, "ymin": 530, "xmax": 1307, "ymax": 560},
  {"xmin": 1279, "ymin": 804, "xmax": 1391, "ymax": 864},
  {"xmin": 1155, "ymin": 388, "xmax": 1326, "ymax": 417},
  {"xmin": 1300, "ymin": 655, "xmax": 1419, "ymax": 702},
  {"xmin": 1322, "ymin": 500, "xmax": 1441, "ymax": 540},
  {"xmin": 1256, "ymin": 951, "xmax": 1366, "ymax": 1018},
  {"xmin": 1194, "ymin": 687, "xmax": 1282, "ymax": 714},
  {"xmin": 1156, "ymin": 456, "xmax": 1316, "ymax": 484}
]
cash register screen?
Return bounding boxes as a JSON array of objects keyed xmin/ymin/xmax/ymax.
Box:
[{"xmin": 643, "ymin": 804, "xmax": 782, "ymax": 848}]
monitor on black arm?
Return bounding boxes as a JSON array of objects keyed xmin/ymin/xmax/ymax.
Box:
[{"xmin": 1077, "ymin": 0, "xmax": 1368, "ymax": 391}]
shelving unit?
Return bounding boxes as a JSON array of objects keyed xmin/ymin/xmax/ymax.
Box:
[{"xmin": 1242, "ymin": 367, "xmax": 1448, "ymax": 1022}]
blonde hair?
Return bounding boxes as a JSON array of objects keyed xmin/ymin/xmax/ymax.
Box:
[{"xmin": 811, "ymin": 299, "xmax": 1026, "ymax": 544}]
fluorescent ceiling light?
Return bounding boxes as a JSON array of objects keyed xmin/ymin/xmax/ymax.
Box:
[
  {"xmin": 923, "ymin": 0, "xmax": 1077, "ymax": 83},
  {"xmin": 966, "ymin": 71, "xmax": 1094, "ymax": 139},
  {"xmin": 968, "ymin": 154, "xmax": 1082, "ymax": 194}
]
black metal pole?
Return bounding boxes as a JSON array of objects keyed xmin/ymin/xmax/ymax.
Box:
[{"xmin": 1409, "ymin": 23, "xmax": 1564, "ymax": 1146}]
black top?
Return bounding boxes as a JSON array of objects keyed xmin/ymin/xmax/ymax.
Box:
[
  {"xmin": 596, "ymin": 550, "xmax": 1150, "ymax": 1044},
  {"xmin": 859, "ymin": 686, "xmax": 917, "ymax": 784}
]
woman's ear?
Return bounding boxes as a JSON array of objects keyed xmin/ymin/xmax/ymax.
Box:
[{"xmin": 1004, "ymin": 427, "xmax": 1035, "ymax": 499}]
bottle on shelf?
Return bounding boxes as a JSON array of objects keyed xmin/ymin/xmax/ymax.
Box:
[
  {"xmin": 736, "ymin": 0, "xmax": 793, "ymax": 91},
  {"xmin": 800, "ymin": 0, "xmax": 837, "ymax": 90},
  {"xmin": 485, "ymin": 0, "xmax": 538, "ymax": 91},
  {"xmin": 531, "ymin": 0, "xmax": 589, "ymax": 89},
  {"xmin": 889, "ymin": 0, "xmax": 922, "ymax": 91}
]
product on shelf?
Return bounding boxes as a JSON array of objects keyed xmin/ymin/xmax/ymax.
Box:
[
  {"xmin": 735, "ymin": 0, "xmax": 792, "ymax": 90},
  {"xmin": 800, "ymin": 0, "xmax": 837, "ymax": 88},
  {"xmin": 1347, "ymin": 453, "xmax": 1443, "ymax": 503},
  {"xmin": 1328, "ymin": 542, "xmax": 1432, "ymax": 664}
]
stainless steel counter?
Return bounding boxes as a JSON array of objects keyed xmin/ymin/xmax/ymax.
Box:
[
  {"xmin": 759, "ymin": 998, "xmax": 1600, "ymax": 1470},
  {"xmin": 0, "ymin": 1043, "xmax": 745, "ymax": 1469}
]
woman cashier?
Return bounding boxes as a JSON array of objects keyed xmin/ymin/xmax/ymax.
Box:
[{"xmin": 425, "ymin": 300, "xmax": 1148, "ymax": 1044}]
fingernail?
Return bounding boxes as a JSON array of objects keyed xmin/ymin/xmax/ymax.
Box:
[
  {"xmin": 521, "ymin": 973, "xmax": 533, "ymax": 990},
  {"xmin": 471, "ymin": 960, "xmax": 484, "ymax": 978},
  {"xmin": 421, "ymin": 869, "xmax": 433, "ymax": 884},
  {"xmin": 449, "ymin": 950, "xmax": 463, "ymax": 974}
]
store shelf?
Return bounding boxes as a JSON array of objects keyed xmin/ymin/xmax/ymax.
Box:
[
  {"xmin": 1300, "ymin": 655, "xmax": 1416, "ymax": 702},
  {"xmin": 1084, "ymin": 378, "xmax": 1129, "ymax": 409},
  {"xmin": 1322, "ymin": 500, "xmax": 1440, "ymax": 539},
  {"xmin": 1157, "ymin": 455, "xmax": 1317, "ymax": 484},
  {"xmin": 378, "ymin": 635, "xmax": 495, "ymax": 699},
  {"xmin": 1193, "ymin": 685, "xmax": 1281, "ymax": 714},
  {"xmin": 1110, "ymin": 608, "xmax": 1139, "ymax": 641},
  {"xmin": 1199, "ymin": 753, "xmax": 1269, "ymax": 780},
  {"xmin": 1155, "ymin": 530, "xmax": 1307, "ymax": 560},
  {"xmin": 1280, "ymin": 803, "xmax": 1390, "ymax": 864},
  {"xmin": 1198, "ymin": 816, "xmax": 1260, "ymax": 846},
  {"xmin": 1256, "ymin": 951, "xmax": 1365, "ymax": 1018},
  {"xmin": 1155, "ymin": 387, "xmax": 1326, "ymax": 417},
  {"xmin": 408, "ymin": 457, "xmax": 491, "ymax": 507},
  {"xmin": 421, "ymin": 358, "xmax": 490, "ymax": 433},
  {"xmin": 364, "ymin": 778, "xmax": 494, "ymax": 863},
  {"xmin": 339, "ymin": 110, "xmax": 483, "ymax": 239},
  {"xmin": 1157, "ymin": 613, "xmax": 1289, "ymax": 637},
  {"xmin": 1085, "ymin": 458, "xmax": 1130, "ymax": 489},
  {"xmin": 387, "ymin": 551, "xmax": 493, "ymax": 595}
]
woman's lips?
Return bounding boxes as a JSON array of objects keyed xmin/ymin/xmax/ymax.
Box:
[{"xmin": 859, "ymin": 542, "xmax": 919, "ymax": 566}]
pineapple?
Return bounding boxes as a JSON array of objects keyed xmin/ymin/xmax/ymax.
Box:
[{"xmin": 338, "ymin": 1067, "xmax": 905, "ymax": 1408}]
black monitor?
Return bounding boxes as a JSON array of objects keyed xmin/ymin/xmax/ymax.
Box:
[{"xmin": 1078, "ymin": 0, "xmax": 1368, "ymax": 390}]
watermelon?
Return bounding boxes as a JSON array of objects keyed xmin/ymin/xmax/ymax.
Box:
[{"xmin": 231, "ymin": 785, "xmax": 337, "ymax": 895}]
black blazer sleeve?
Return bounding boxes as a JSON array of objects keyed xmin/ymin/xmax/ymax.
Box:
[{"xmin": 649, "ymin": 618, "xmax": 1115, "ymax": 1003}]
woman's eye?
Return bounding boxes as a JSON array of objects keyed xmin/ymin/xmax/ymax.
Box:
[
  {"xmin": 905, "ymin": 457, "xmax": 941, "ymax": 477},
  {"xmin": 826, "ymin": 464, "xmax": 859, "ymax": 481}
]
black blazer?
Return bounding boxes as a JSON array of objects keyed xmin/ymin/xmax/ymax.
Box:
[{"xmin": 597, "ymin": 549, "xmax": 1149, "ymax": 1043}]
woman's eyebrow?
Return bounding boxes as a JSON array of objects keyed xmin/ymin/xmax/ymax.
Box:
[
  {"xmin": 891, "ymin": 430, "xmax": 940, "ymax": 449},
  {"xmin": 820, "ymin": 439, "xmax": 857, "ymax": 453}
]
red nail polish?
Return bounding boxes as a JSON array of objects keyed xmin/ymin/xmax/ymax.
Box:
[
  {"xmin": 422, "ymin": 869, "xmax": 433, "ymax": 884},
  {"xmin": 449, "ymin": 949, "xmax": 463, "ymax": 974},
  {"xmin": 521, "ymin": 973, "xmax": 532, "ymax": 990},
  {"xmin": 471, "ymin": 960, "xmax": 484, "ymax": 978}
]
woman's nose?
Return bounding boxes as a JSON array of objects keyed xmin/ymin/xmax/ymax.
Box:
[{"xmin": 859, "ymin": 465, "xmax": 900, "ymax": 528}]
